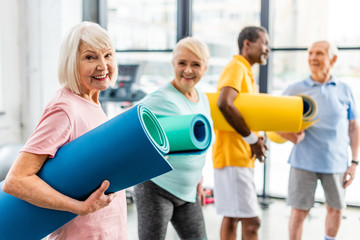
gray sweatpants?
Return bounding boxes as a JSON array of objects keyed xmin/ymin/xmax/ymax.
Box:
[{"xmin": 134, "ymin": 180, "xmax": 207, "ymax": 240}]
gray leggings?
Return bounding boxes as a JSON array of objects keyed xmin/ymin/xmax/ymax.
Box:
[{"xmin": 134, "ymin": 180, "xmax": 207, "ymax": 240}]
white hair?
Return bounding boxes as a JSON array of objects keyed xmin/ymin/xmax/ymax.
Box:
[
  {"xmin": 172, "ymin": 37, "xmax": 210, "ymax": 66},
  {"xmin": 58, "ymin": 21, "xmax": 117, "ymax": 94},
  {"xmin": 308, "ymin": 40, "xmax": 338, "ymax": 59}
]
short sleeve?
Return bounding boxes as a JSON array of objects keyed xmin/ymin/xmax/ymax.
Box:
[
  {"xmin": 347, "ymin": 87, "xmax": 358, "ymax": 120},
  {"xmin": 141, "ymin": 87, "xmax": 180, "ymax": 116},
  {"xmin": 22, "ymin": 106, "xmax": 72, "ymax": 158},
  {"xmin": 218, "ymin": 63, "xmax": 245, "ymax": 92}
]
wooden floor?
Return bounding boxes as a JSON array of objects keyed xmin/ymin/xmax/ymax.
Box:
[{"xmin": 126, "ymin": 198, "xmax": 360, "ymax": 240}]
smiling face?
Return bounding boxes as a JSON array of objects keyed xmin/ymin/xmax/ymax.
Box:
[
  {"xmin": 247, "ymin": 31, "xmax": 270, "ymax": 65},
  {"xmin": 77, "ymin": 43, "xmax": 117, "ymax": 95},
  {"xmin": 308, "ymin": 41, "xmax": 336, "ymax": 83},
  {"xmin": 172, "ymin": 46, "xmax": 207, "ymax": 93}
]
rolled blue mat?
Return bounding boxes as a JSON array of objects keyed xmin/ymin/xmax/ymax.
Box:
[
  {"xmin": 158, "ymin": 114, "xmax": 212, "ymax": 154},
  {"xmin": 0, "ymin": 104, "xmax": 172, "ymax": 240}
]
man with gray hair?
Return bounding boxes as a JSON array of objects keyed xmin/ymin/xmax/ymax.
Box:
[{"xmin": 279, "ymin": 40, "xmax": 360, "ymax": 240}]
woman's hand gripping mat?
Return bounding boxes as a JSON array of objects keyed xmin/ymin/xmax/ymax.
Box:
[{"xmin": 0, "ymin": 104, "xmax": 172, "ymax": 240}]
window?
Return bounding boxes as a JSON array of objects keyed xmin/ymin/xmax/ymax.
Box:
[
  {"xmin": 106, "ymin": 0, "xmax": 263, "ymax": 191},
  {"xmin": 192, "ymin": 0, "xmax": 261, "ymax": 92},
  {"xmin": 269, "ymin": 0, "xmax": 360, "ymax": 205},
  {"xmin": 108, "ymin": 0, "xmax": 177, "ymax": 50},
  {"xmin": 106, "ymin": 0, "xmax": 360, "ymax": 205},
  {"xmin": 106, "ymin": 0, "xmax": 177, "ymax": 105},
  {"xmin": 192, "ymin": 0, "xmax": 263, "ymax": 191},
  {"xmin": 271, "ymin": 0, "xmax": 360, "ymax": 48}
]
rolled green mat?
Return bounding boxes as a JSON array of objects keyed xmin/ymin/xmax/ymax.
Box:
[{"xmin": 157, "ymin": 114, "xmax": 212, "ymax": 154}]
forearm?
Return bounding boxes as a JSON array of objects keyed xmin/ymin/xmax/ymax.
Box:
[
  {"xmin": 3, "ymin": 153, "xmax": 84, "ymax": 214},
  {"xmin": 217, "ymin": 87, "xmax": 267, "ymax": 160},
  {"xmin": 276, "ymin": 132, "xmax": 295, "ymax": 141},
  {"xmin": 217, "ymin": 87, "xmax": 251, "ymax": 137},
  {"xmin": 219, "ymin": 103, "xmax": 251, "ymax": 136},
  {"xmin": 349, "ymin": 120, "xmax": 360, "ymax": 161},
  {"xmin": 276, "ymin": 131, "xmax": 304, "ymax": 144},
  {"xmin": 6, "ymin": 175, "xmax": 82, "ymax": 213}
]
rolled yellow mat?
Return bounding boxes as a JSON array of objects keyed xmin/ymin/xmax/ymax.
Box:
[
  {"xmin": 207, "ymin": 92, "xmax": 317, "ymax": 132},
  {"xmin": 206, "ymin": 92, "xmax": 318, "ymax": 144},
  {"xmin": 300, "ymin": 94, "xmax": 318, "ymax": 129},
  {"xmin": 265, "ymin": 119, "xmax": 319, "ymax": 144},
  {"xmin": 265, "ymin": 131, "xmax": 288, "ymax": 144},
  {"xmin": 265, "ymin": 94, "xmax": 319, "ymax": 143}
]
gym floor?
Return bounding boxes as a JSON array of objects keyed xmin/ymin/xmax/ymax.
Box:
[{"xmin": 126, "ymin": 198, "xmax": 360, "ymax": 239}]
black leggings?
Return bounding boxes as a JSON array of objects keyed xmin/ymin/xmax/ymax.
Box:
[{"xmin": 134, "ymin": 180, "xmax": 207, "ymax": 240}]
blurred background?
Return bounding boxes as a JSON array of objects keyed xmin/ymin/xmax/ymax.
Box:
[{"xmin": 1, "ymin": 0, "xmax": 360, "ymax": 208}]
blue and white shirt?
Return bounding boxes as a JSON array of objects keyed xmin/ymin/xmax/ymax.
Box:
[{"xmin": 283, "ymin": 76, "xmax": 357, "ymax": 173}]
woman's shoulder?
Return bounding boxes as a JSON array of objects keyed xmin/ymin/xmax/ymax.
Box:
[
  {"xmin": 143, "ymin": 83, "xmax": 179, "ymax": 102},
  {"xmin": 196, "ymin": 89, "xmax": 210, "ymax": 105},
  {"xmin": 141, "ymin": 83, "xmax": 182, "ymax": 115},
  {"xmin": 44, "ymin": 88, "xmax": 81, "ymax": 117}
]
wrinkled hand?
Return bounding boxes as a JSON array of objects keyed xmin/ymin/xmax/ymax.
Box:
[
  {"xmin": 343, "ymin": 164, "xmax": 356, "ymax": 188},
  {"xmin": 250, "ymin": 136, "xmax": 267, "ymax": 162},
  {"xmin": 77, "ymin": 180, "xmax": 116, "ymax": 216},
  {"xmin": 197, "ymin": 183, "xmax": 206, "ymax": 206}
]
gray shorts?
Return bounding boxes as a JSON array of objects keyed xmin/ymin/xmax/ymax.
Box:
[{"xmin": 287, "ymin": 167, "xmax": 346, "ymax": 210}]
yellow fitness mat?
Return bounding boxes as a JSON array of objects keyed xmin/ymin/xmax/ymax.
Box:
[{"xmin": 206, "ymin": 92, "xmax": 318, "ymax": 134}]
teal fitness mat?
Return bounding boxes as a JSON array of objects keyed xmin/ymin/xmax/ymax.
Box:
[
  {"xmin": 0, "ymin": 104, "xmax": 172, "ymax": 240},
  {"xmin": 158, "ymin": 114, "xmax": 212, "ymax": 154}
]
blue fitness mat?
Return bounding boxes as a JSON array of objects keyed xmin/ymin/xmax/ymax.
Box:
[
  {"xmin": 158, "ymin": 114, "xmax": 212, "ymax": 155},
  {"xmin": 0, "ymin": 104, "xmax": 172, "ymax": 240}
]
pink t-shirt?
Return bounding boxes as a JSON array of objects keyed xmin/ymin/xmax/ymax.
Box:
[{"xmin": 22, "ymin": 88, "xmax": 127, "ymax": 240}]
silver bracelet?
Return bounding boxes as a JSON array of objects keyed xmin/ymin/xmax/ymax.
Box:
[{"xmin": 242, "ymin": 131, "xmax": 258, "ymax": 145}]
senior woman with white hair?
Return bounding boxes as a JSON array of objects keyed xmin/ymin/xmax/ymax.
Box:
[
  {"xmin": 134, "ymin": 37, "xmax": 213, "ymax": 240},
  {"xmin": 3, "ymin": 21, "xmax": 127, "ymax": 240}
]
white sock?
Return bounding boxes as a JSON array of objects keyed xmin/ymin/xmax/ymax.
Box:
[{"xmin": 324, "ymin": 235, "xmax": 336, "ymax": 240}]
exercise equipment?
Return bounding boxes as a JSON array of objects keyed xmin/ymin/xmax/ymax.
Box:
[
  {"xmin": 206, "ymin": 93, "xmax": 318, "ymax": 144},
  {"xmin": 158, "ymin": 114, "xmax": 212, "ymax": 154},
  {"xmin": 0, "ymin": 104, "xmax": 172, "ymax": 240},
  {"xmin": 265, "ymin": 94, "xmax": 319, "ymax": 143},
  {"xmin": 265, "ymin": 119, "xmax": 319, "ymax": 144},
  {"xmin": 264, "ymin": 131, "xmax": 288, "ymax": 144},
  {"xmin": 206, "ymin": 92, "xmax": 317, "ymax": 133}
]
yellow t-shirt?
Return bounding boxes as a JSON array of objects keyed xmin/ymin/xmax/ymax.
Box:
[{"xmin": 212, "ymin": 55, "xmax": 257, "ymax": 169}]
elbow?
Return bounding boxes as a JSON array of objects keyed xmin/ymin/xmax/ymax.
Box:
[
  {"xmin": 2, "ymin": 176, "xmax": 16, "ymax": 195},
  {"xmin": 217, "ymin": 99, "xmax": 230, "ymax": 114},
  {"xmin": 2, "ymin": 179, "xmax": 11, "ymax": 194}
]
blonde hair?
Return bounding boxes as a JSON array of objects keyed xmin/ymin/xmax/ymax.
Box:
[
  {"xmin": 58, "ymin": 21, "xmax": 117, "ymax": 94},
  {"xmin": 172, "ymin": 37, "xmax": 210, "ymax": 66}
]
